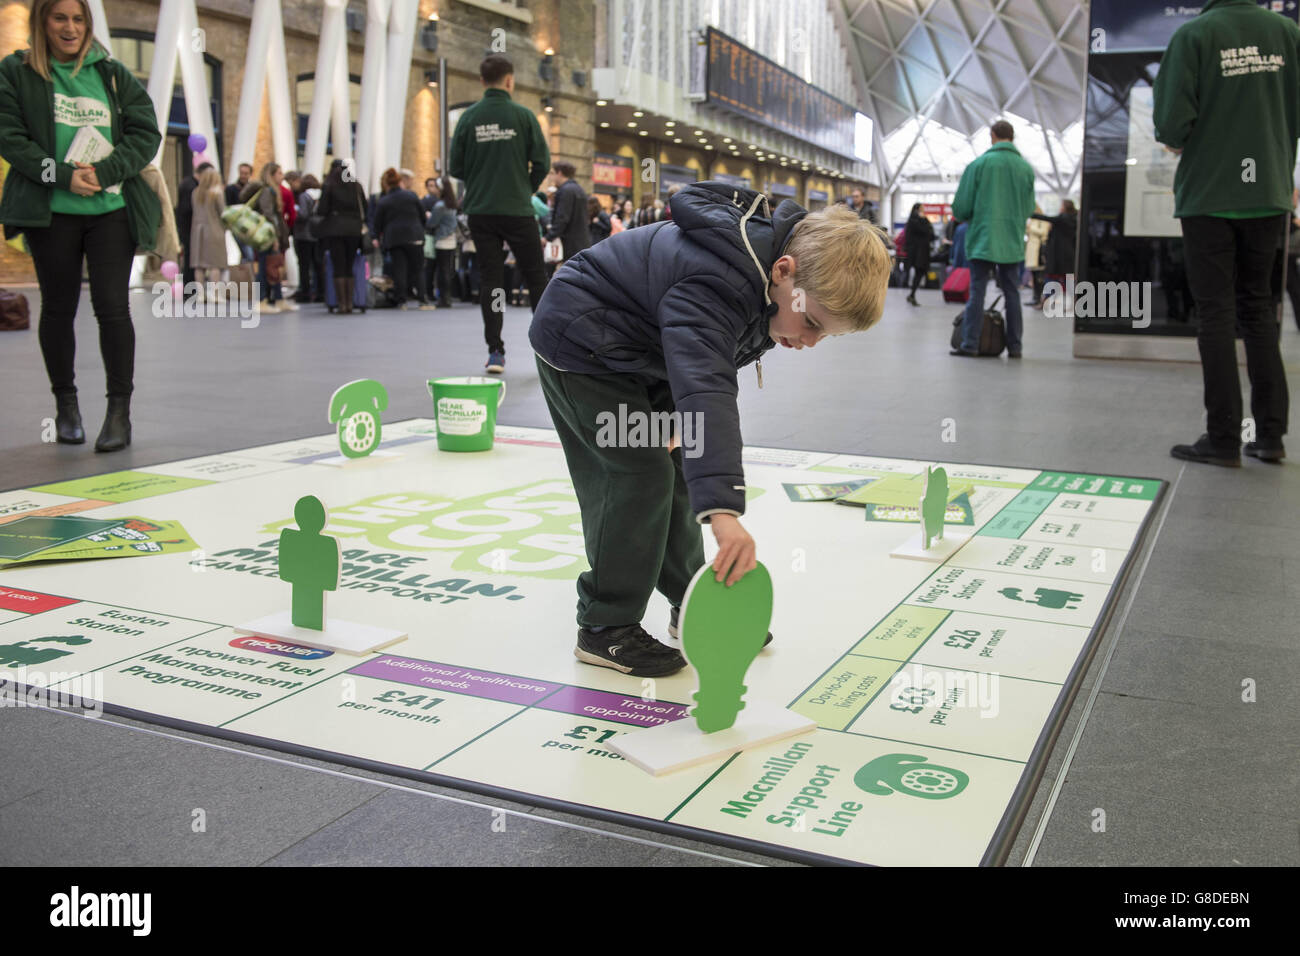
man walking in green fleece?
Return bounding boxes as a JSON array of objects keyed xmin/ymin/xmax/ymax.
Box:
[
  {"xmin": 1154, "ymin": 0, "xmax": 1298, "ymax": 466},
  {"xmin": 449, "ymin": 55, "xmax": 551, "ymax": 376}
]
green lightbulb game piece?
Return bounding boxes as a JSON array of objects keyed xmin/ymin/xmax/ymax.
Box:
[
  {"xmin": 328, "ymin": 379, "xmax": 388, "ymax": 459},
  {"xmin": 920, "ymin": 466, "xmax": 949, "ymax": 550},
  {"xmin": 679, "ymin": 561, "xmax": 774, "ymax": 733},
  {"xmin": 278, "ymin": 495, "xmax": 340, "ymax": 631}
]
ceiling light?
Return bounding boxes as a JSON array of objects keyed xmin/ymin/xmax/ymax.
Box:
[
  {"xmin": 694, "ymin": 130, "xmax": 704, "ymax": 136},
  {"xmin": 705, "ymin": 145, "xmax": 713, "ymax": 150},
  {"xmin": 723, "ymin": 137, "xmax": 732, "ymax": 143},
  {"xmin": 596, "ymin": 99, "xmax": 607, "ymax": 106},
  {"xmin": 638, "ymin": 130, "xmax": 647, "ymax": 136},
  {"xmin": 600, "ymin": 121, "xmax": 609, "ymax": 127},
  {"xmin": 633, "ymin": 111, "xmax": 644, "ymax": 117},
  {"xmin": 544, "ymin": 48, "xmax": 555, "ymax": 56},
  {"xmin": 665, "ymin": 121, "xmax": 675, "ymax": 127},
  {"xmin": 673, "ymin": 137, "xmax": 682, "ymax": 143},
  {"xmin": 628, "ymin": 121, "xmax": 637, "ymax": 127}
]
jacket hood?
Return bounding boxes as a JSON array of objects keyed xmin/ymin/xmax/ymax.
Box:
[{"xmin": 668, "ymin": 181, "xmax": 807, "ymax": 305}]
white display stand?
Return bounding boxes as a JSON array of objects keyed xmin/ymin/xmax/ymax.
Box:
[
  {"xmin": 890, "ymin": 529, "xmax": 973, "ymax": 563},
  {"xmin": 235, "ymin": 610, "xmax": 406, "ymax": 656},
  {"xmin": 612, "ymin": 701, "xmax": 816, "ymax": 776}
]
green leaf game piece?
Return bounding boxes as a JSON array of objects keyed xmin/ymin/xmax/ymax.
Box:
[
  {"xmin": 278, "ymin": 495, "xmax": 341, "ymax": 631},
  {"xmin": 328, "ymin": 380, "xmax": 388, "ymax": 459},
  {"xmin": 679, "ymin": 561, "xmax": 773, "ymax": 733},
  {"xmin": 920, "ymin": 466, "xmax": 949, "ymax": 551}
]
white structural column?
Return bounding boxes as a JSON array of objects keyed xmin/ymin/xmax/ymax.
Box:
[
  {"xmin": 355, "ymin": 0, "xmax": 392, "ymax": 193},
  {"xmin": 332, "ymin": 34, "xmax": 354, "ymax": 163},
  {"xmin": 304, "ymin": 0, "xmax": 348, "ymax": 175},
  {"xmin": 384, "ymin": 0, "xmax": 418, "ymax": 172},
  {"xmin": 86, "ymin": 0, "xmax": 113, "ymax": 54},
  {"xmin": 264, "ymin": 0, "xmax": 297, "ymax": 170},
  {"xmin": 228, "ymin": 0, "xmax": 276, "ymax": 174},
  {"xmin": 146, "ymin": 0, "xmax": 184, "ymax": 165},
  {"xmin": 176, "ymin": 1, "xmax": 220, "ymax": 176}
]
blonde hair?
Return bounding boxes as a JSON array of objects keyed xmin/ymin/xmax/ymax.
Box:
[
  {"xmin": 27, "ymin": 0, "xmax": 96, "ymax": 81},
  {"xmin": 195, "ymin": 168, "xmax": 223, "ymax": 209},
  {"xmin": 783, "ymin": 205, "xmax": 894, "ymax": 332}
]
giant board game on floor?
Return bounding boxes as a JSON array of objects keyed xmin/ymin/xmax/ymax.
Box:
[{"xmin": 0, "ymin": 421, "xmax": 1163, "ymax": 865}]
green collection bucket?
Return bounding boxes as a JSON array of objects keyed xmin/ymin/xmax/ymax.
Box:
[{"xmin": 427, "ymin": 376, "xmax": 507, "ymax": 452}]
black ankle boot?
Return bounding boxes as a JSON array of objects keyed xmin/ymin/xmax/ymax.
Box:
[
  {"xmin": 55, "ymin": 394, "xmax": 85, "ymax": 444},
  {"xmin": 95, "ymin": 396, "xmax": 131, "ymax": 453}
]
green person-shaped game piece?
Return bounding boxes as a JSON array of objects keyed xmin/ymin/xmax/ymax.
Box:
[
  {"xmin": 279, "ymin": 495, "xmax": 340, "ymax": 631},
  {"xmin": 679, "ymin": 561, "xmax": 774, "ymax": 733},
  {"xmin": 328, "ymin": 379, "xmax": 388, "ymax": 459},
  {"xmin": 920, "ymin": 465, "xmax": 949, "ymax": 550}
]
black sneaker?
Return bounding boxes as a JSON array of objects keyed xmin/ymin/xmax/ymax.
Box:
[
  {"xmin": 575, "ymin": 623, "xmax": 686, "ymax": 677},
  {"xmin": 668, "ymin": 606, "xmax": 773, "ymax": 647},
  {"xmin": 1244, "ymin": 441, "xmax": 1286, "ymax": 463},
  {"xmin": 1170, "ymin": 434, "xmax": 1241, "ymax": 467}
]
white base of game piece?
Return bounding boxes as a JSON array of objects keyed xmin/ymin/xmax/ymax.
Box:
[
  {"xmin": 317, "ymin": 449, "xmax": 402, "ymax": 468},
  {"xmin": 612, "ymin": 701, "xmax": 816, "ymax": 776},
  {"xmin": 890, "ymin": 529, "xmax": 973, "ymax": 562},
  {"xmin": 235, "ymin": 610, "xmax": 407, "ymax": 656}
]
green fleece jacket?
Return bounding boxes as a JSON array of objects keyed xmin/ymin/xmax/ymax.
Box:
[
  {"xmin": 0, "ymin": 43, "xmax": 161, "ymax": 245},
  {"xmin": 448, "ymin": 88, "xmax": 550, "ymax": 217},
  {"xmin": 1153, "ymin": 0, "xmax": 1300, "ymax": 217},
  {"xmin": 951, "ymin": 141, "xmax": 1036, "ymax": 264}
]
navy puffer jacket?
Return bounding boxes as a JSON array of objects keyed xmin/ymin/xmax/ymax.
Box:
[{"xmin": 530, "ymin": 181, "xmax": 807, "ymax": 519}]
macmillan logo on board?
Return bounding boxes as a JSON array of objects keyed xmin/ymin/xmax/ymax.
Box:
[{"xmin": 260, "ymin": 480, "xmax": 587, "ymax": 580}]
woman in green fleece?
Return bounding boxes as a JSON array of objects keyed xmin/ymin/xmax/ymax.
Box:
[{"xmin": 0, "ymin": 0, "xmax": 161, "ymax": 452}]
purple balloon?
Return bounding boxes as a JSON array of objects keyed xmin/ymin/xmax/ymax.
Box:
[
  {"xmin": 160, "ymin": 260, "xmax": 179, "ymax": 280},
  {"xmin": 187, "ymin": 133, "xmax": 207, "ymax": 153}
]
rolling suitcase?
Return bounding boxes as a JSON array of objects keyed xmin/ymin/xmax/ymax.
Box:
[
  {"xmin": 323, "ymin": 249, "xmax": 371, "ymax": 313},
  {"xmin": 942, "ymin": 266, "xmax": 971, "ymax": 303},
  {"xmin": 950, "ymin": 295, "xmax": 1006, "ymax": 356}
]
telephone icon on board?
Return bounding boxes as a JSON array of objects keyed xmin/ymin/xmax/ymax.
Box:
[
  {"xmin": 854, "ymin": 753, "xmax": 970, "ymax": 800},
  {"xmin": 328, "ymin": 379, "xmax": 388, "ymax": 459}
]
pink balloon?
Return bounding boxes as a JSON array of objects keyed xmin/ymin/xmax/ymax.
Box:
[
  {"xmin": 160, "ymin": 260, "xmax": 178, "ymax": 280},
  {"xmin": 193, "ymin": 151, "xmax": 209, "ymax": 167}
]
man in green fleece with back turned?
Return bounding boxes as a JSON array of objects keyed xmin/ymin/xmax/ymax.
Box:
[
  {"xmin": 449, "ymin": 55, "xmax": 551, "ymax": 376},
  {"xmin": 1154, "ymin": 0, "xmax": 1298, "ymax": 466}
]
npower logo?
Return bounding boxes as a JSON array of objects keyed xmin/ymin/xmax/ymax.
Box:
[
  {"xmin": 50, "ymin": 886, "xmax": 151, "ymax": 936},
  {"xmin": 229, "ymin": 636, "xmax": 333, "ymax": 660}
]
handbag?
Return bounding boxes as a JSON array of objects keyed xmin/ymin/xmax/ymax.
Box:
[
  {"xmin": 0, "ymin": 288, "xmax": 31, "ymax": 330},
  {"xmin": 265, "ymin": 252, "xmax": 286, "ymax": 283},
  {"xmin": 221, "ymin": 187, "xmax": 277, "ymax": 252},
  {"xmin": 356, "ymin": 189, "xmax": 370, "ymax": 242},
  {"xmin": 423, "ymin": 234, "xmax": 436, "ymax": 258},
  {"xmin": 543, "ymin": 237, "xmax": 563, "ymax": 264}
]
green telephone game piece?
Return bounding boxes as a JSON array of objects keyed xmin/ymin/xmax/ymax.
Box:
[
  {"xmin": 920, "ymin": 466, "xmax": 949, "ymax": 550},
  {"xmin": 679, "ymin": 561, "xmax": 774, "ymax": 733},
  {"xmin": 329, "ymin": 379, "xmax": 388, "ymax": 459},
  {"xmin": 278, "ymin": 495, "xmax": 341, "ymax": 630}
]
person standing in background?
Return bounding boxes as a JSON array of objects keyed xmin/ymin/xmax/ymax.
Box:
[
  {"xmin": 175, "ymin": 161, "xmax": 211, "ymax": 289},
  {"xmin": 448, "ymin": 54, "xmax": 551, "ymax": 375},
  {"xmin": 587, "ymin": 196, "xmax": 611, "ymax": 243},
  {"xmin": 293, "ymin": 173, "xmax": 321, "ymax": 304},
  {"xmin": 545, "ymin": 161, "xmax": 591, "ymax": 263},
  {"xmin": 373, "ymin": 166, "xmax": 431, "ymax": 310},
  {"xmin": 426, "ymin": 176, "xmax": 459, "ymax": 309},
  {"xmin": 313, "ymin": 158, "xmax": 367, "ymax": 315},
  {"xmin": 226, "ymin": 161, "xmax": 253, "ymax": 262},
  {"xmin": 1154, "ymin": 0, "xmax": 1296, "ymax": 465},
  {"xmin": 239, "ymin": 163, "xmax": 290, "ymax": 314},
  {"xmin": 189, "ymin": 166, "xmax": 226, "ymax": 300},
  {"xmin": 1030, "ymin": 200, "xmax": 1077, "ymax": 311},
  {"xmin": 950, "ymin": 119, "xmax": 1036, "ymax": 358},
  {"xmin": 1024, "ymin": 207, "xmax": 1051, "ymax": 307},
  {"xmin": 903, "ymin": 203, "xmax": 934, "ymax": 306},
  {"xmin": 278, "ymin": 171, "xmax": 299, "ymax": 311}
]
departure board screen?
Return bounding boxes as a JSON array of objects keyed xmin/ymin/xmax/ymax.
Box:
[{"xmin": 704, "ymin": 28, "xmax": 871, "ymax": 162}]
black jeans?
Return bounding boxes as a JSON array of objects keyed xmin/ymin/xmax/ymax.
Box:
[
  {"xmin": 1181, "ymin": 214, "xmax": 1290, "ymax": 445},
  {"xmin": 26, "ymin": 207, "xmax": 136, "ymax": 399},
  {"xmin": 434, "ymin": 248, "xmax": 456, "ymax": 304},
  {"xmin": 387, "ymin": 243, "xmax": 425, "ymax": 304},
  {"xmin": 324, "ymin": 236, "xmax": 363, "ymax": 280},
  {"xmin": 295, "ymin": 239, "xmax": 318, "ymax": 300},
  {"xmin": 468, "ymin": 214, "xmax": 549, "ymax": 353}
]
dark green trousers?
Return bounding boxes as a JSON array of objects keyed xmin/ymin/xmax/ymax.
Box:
[{"xmin": 536, "ymin": 356, "xmax": 704, "ymax": 627}]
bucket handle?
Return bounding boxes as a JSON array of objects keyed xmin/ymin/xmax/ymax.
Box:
[{"xmin": 425, "ymin": 378, "xmax": 506, "ymax": 406}]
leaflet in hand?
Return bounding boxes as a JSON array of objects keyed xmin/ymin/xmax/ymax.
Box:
[{"xmin": 65, "ymin": 125, "xmax": 114, "ymax": 164}]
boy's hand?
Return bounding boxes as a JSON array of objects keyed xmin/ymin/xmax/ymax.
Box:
[{"xmin": 710, "ymin": 514, "xmax": 755, "ymax": 587}]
